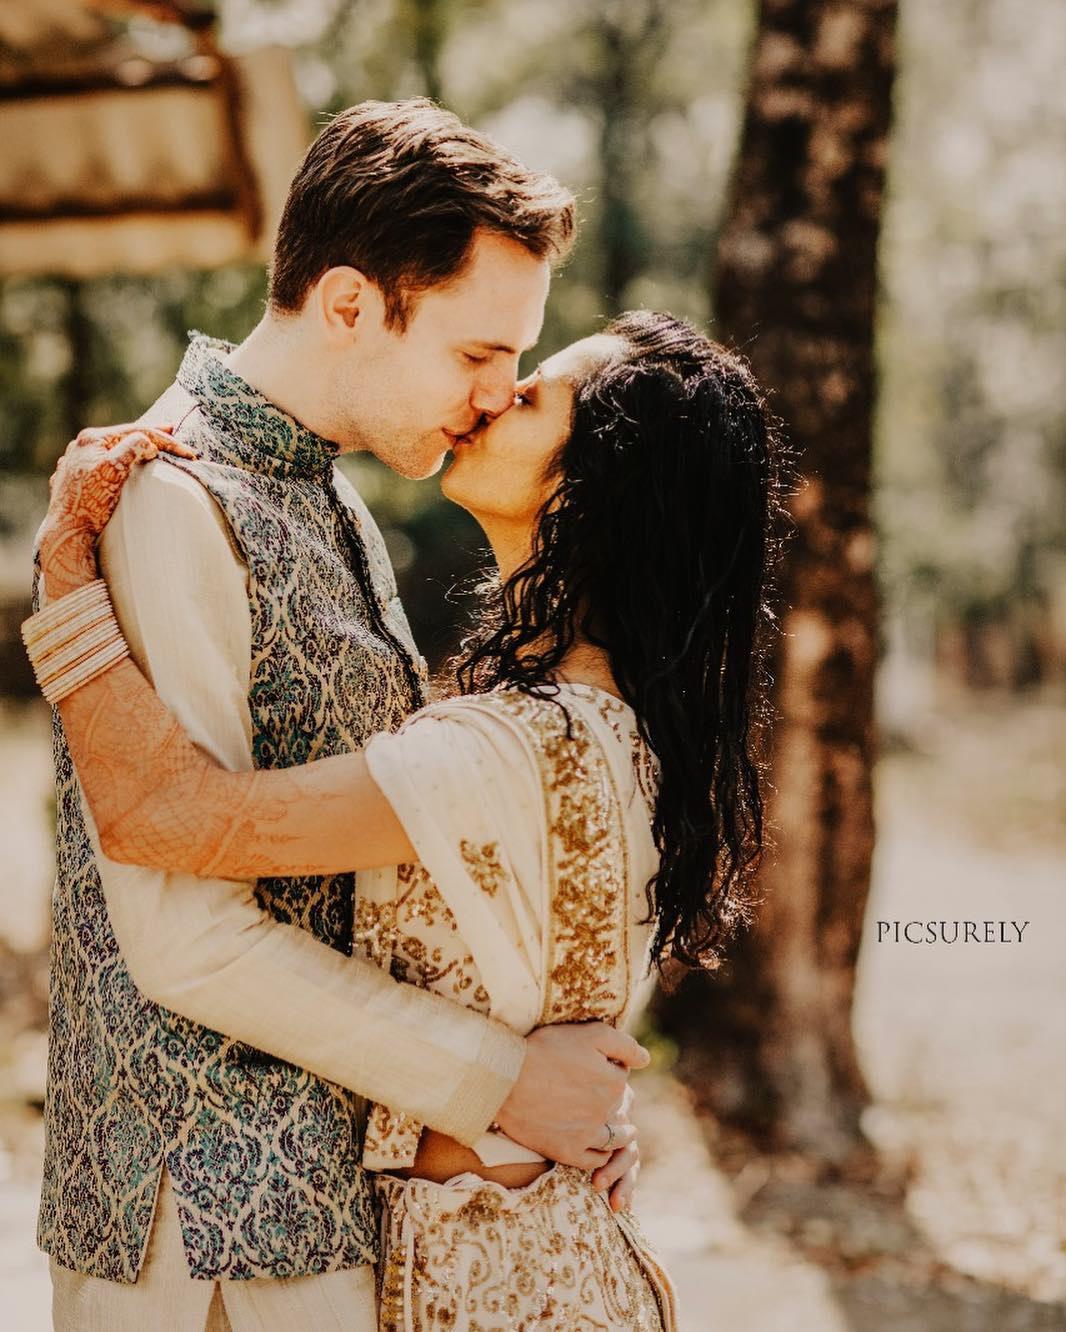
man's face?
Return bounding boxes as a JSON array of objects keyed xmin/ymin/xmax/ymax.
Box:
[{"xmin": 339, "ymin": 230, "xmax": 551, "ymax": 478}]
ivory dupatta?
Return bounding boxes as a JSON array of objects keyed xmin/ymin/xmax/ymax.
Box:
[{"xmin": 357, "ymin": 684, "xmax": 660, "ymax": 1171}]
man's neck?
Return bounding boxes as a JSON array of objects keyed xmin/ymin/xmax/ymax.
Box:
[{"xmin": 224, "ymin": 315, "xmax": 345, "ymax": 448}]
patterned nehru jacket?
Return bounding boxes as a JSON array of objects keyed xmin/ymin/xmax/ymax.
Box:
[{"xmin": 36, "ymin": 333, "xmax": 427, "ymax": 1282}]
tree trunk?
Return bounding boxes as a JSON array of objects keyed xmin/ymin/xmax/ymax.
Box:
[
  {"xmin": 592, "ymin": 2, "xmax": 665, "ymax": 313},
  {"xmin": 655, "ymin": 0, "xmax": 898, "ymax": 1163},
  {"xmin": 406, "ymin": 0, "xmax": 447, "ymax": 104}
]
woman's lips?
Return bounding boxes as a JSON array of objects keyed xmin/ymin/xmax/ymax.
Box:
[{"xmin": 445, "ymin": 425, "xmax": 484, "ymax": 448}]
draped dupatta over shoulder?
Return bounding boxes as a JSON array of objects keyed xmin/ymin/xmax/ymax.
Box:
[{"xmin": 356, "ymin": 684, "xmax": 661, "ymax": 1172}]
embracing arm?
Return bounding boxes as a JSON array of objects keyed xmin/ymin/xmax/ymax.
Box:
[{"xmin": 62, "ymin": 657, "xmax": 417, "ymax": 880}]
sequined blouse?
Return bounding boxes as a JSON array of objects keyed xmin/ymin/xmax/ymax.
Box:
[{"xmin": 357, "ymin": 682, "xmax": 661, "ymax": 1171}]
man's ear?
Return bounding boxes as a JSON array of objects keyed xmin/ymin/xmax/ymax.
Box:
[{"xmin": 314, "ymin": 266, "xmax": 385, "ymax": 342}]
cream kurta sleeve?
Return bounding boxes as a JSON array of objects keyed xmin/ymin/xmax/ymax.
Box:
[{"xmin": 84, "ymin": 460, "xmax": 524, "ymax": 1145}]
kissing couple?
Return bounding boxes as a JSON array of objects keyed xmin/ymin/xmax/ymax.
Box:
[{"xmin": 27, "ymin": 98, "xmax": 784, "ymax": 1330}]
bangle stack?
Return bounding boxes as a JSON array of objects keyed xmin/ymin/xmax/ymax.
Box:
[{"xmin": 21, "ymin": 580, "xmax": 129, "ymax": 705}]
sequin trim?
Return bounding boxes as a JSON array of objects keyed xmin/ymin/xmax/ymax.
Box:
[{"xmin": 487, "ymin": 691, "xmax": 632, "ymax": 1027}]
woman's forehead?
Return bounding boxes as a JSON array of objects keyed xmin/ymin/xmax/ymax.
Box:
[{"xmin": 541, "ymin": 333, "xmax": 625, "ymax": 384}]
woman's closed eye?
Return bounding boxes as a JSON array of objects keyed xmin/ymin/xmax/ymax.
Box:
[{"xmin": 514, "ymin": 374, "xmax": 541, "ymax": 407}]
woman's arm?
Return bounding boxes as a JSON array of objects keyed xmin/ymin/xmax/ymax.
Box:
[
  {"xmin": 38, "ymin": 425, "xmax": 415, "ymax": 880},
  {"xmin": 56, "ymin": 655, "xmax": 416, "ymax": 878}
]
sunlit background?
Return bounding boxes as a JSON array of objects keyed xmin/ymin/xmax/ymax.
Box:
[{"xmin": 0, "ymin": 1, "xmax": 1064, "ymax": 1328}]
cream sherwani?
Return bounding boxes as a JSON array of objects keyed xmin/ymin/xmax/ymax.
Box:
[{"xmin": 49, "ymin": 458, "xmax": 524, "ymax": 1331}]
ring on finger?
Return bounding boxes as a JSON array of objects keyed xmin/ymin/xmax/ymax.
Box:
[{"xmin": 600, "ymin": 1122, "xmax": 616, "ymax": 1153}]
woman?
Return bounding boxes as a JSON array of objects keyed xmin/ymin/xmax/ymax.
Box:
[{"xmin": 27, "ymin": 311, "xmax": 786, "ymax": 1329}]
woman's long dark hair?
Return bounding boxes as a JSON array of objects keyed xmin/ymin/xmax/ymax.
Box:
[{"xmin": 451, "ymin": 310, "xmax": 791, "ymax": 971}]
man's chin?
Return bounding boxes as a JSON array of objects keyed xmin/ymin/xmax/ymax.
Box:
[
  {"xmin": 413, "ymin": 450, "xmax": 448, "ymax": 481},
  {"xmin": 380, "ymin": 447, "xmax": 447, "ymax": 481}
]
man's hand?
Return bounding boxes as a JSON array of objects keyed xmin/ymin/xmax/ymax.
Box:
[{"xmin": 494, "ymin": 1022, "xmax": 649, "ymax": 1170}]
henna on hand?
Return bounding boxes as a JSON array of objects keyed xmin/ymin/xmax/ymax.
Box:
[{"xmin": 39, "ymin": 424, "xmax": 197, "ymax": 600}]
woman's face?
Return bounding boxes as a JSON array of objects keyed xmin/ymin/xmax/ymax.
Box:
[{"xmin": 440, "ymin": 333, "xmax": 625, "ymax": 527}]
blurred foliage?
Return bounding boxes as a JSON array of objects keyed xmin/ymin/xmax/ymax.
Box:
[
  {"xmin": 875, "ymin": 0, "xmax": 1066, "ymax": 627},
  {"xmin": 0, "ymin": 0, "xmax": 1063, "ymax": 666}
]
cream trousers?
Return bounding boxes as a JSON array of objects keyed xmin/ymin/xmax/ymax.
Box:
[{"xmin": 50, "ymin": 1171, "xmax": 377, "ymax": 1331}]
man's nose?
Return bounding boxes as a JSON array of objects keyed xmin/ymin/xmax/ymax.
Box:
[{"xmin": 470, "ymin": 367, "xmax": 518, "ymax": 419}]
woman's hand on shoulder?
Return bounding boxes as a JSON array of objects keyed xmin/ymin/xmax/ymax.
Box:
[{"xmin": 39, "ymin": 423, "xmax": 198, "ymax": 597}]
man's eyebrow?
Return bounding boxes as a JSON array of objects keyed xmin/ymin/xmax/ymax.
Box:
[{"xmin": 467, "ymin": 339, "xmax": 537, "ymax": 355}]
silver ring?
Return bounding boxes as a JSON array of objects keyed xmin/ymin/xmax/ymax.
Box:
[{"xmin": 601, "ymin": 1122, "xmax": 616, "ymax": 1152}]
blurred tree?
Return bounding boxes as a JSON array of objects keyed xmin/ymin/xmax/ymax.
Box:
[
  {"xmin": 59, "ymin": 281, "xmax": 93, "ymax": 446},
  {"xmin": 655, "ymin": 0, "xmax": 899, "ymax": 1164},
  {"xmin": 875, "ymin": 0, "xmax": 1066, "ymax": 690},
  {"xmin": 404, "ymin": 0, "xmax": 447, "ymax": 102},
  {"xmin": 583, "ymin": 1, "xmax": 665, "ymax": 313}
]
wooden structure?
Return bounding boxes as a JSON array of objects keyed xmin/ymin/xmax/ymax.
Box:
[{"xmin": 0, "ymin": 0, "xmax": 309, "ymax": 277}]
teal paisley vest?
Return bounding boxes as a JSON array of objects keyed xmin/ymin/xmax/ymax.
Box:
[{"xmin": 36, "ymin": 334, "xmax": 426, "ymax": 1282}]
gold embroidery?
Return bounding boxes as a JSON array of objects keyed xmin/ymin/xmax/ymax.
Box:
[
  {"xmin": 595, "ymin": 689, "xmax": 628, "ymax": 740},
  {"xmin": 388, "ymin": 866, "xmax": 490, "ymax": 1006},
  {"xmin": 632, "ymin": 728, "xmax": 661, "ymax": 813},
  {"xmin": 593, "ymin": 688, "xmax": 660, "ymax": 812},
  {"xmin": 362, "ymin": 1102, "xmax": 422, "ymax": 1170},
  {"xmin": 353, "ymin": 896, "xmax": 396, "ymax": 968},
  {"xmin": 487, "ymin": 691, "xmax": 631, "ymax": 1027},
  {"xmin": 375, "ymin": 1165, "xmax": 673, "ymax": 1330},
  {"xmin": 459, "ymin": 838, "xmax": 507, "ymax": 897}
]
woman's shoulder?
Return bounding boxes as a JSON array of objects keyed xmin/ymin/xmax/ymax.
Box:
[
  {"xmin": 433, "ymin": 688, "xmax": 648, "ymax": 791},
  {"xmin": 376, "ymin": 689, "xmax": 551, "ymax": 771},
  {"xmin": 402, "ymin": 685, "xmax": 551, "ymax": 723},
  {"xmin": 393, "ymin": 687, "xmax": 651, "ymax": 797},
  {"xmin": 405, "ymin": 685, "xmax": 608, "ymax": 738}
]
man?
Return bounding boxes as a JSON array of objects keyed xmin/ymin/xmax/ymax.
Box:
[{"xmin": 41, "ymin": 100, "xmax": 646, "ymax": 1330}]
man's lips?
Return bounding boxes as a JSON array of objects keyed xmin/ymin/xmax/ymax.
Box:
[{"xmin": 443, "ymin": 423, "xmax": 484, "ymax": 447}]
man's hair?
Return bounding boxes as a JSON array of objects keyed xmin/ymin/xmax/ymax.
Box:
[{"xmin": 268, "ymin": 99, "xmax": 576, "ymax": 328}]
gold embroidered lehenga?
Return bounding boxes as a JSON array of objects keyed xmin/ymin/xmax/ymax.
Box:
[{"xmin": 357, "ymin": 683, "xmax": 678, "ymax": 1331}]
